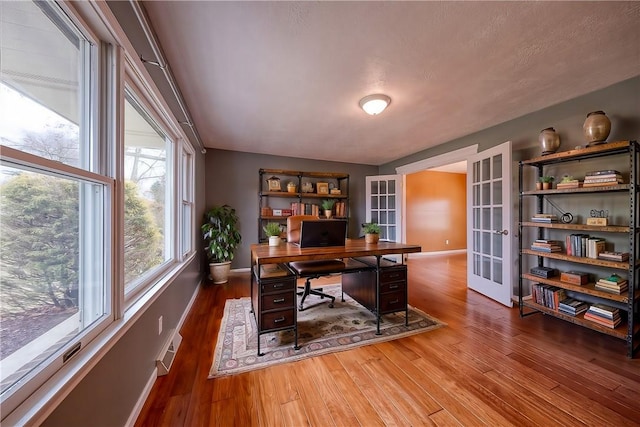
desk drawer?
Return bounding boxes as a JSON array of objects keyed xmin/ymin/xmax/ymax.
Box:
[
  {"xmin": 261, "ymin": 309, "xmax": 295, "ymax": 330},
  {"xmin": 380, "ymin": 281, "xmax": 405, "ymax": 293},
  {"xmin": 379, "ymin": 290, "xmax": 406, "ymax": 313},
  {"xmin": 261, "ymin": 277, "xmax": 296, "ymax": 293},
  {"xmin": 261, "ymin": 292, "xmax": 295, "ymax": 311},
  {"xmin": 379, "ymin": 268, "xmax": 406, "ymax": 284}
]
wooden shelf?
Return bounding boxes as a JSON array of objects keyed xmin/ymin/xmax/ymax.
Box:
[
  {"xmin": 521, "ymin": 297, "xmax": 633, "ymax": 340},
  {"xmin": 521, "ymin": 249, "xmax": 630, "ymax": 270},
  {"xmin": 521, "ymin": 140, "xmax": 632, "ymax": 166},
  {"xmin": 521, "ymin": 184, "xmax": 630, "ymax": 195},
  {"xmin": 259, "ymin": 169, "xmax": 350, "ymax": 243},
  {"xmin": 521, "ymin": 273, "xmax": 634, "ymax": 303},
  {"xmin": 259, "ymin": 168, "xmax": 349, "ymax": 179},
  {"xmin": 260, "ymin": 191, "xmax": 347, "ymax": 199},
  {"xmin": 520, "ymin": 222, "xmax": 629, "ymax": 233}
]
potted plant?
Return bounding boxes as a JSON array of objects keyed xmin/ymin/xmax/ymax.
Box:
[
  {"xmin": 321, "ymin": 199, "xmax": 336, "ymax": 218},
  {"xmin": 538, "ymin": 176, "xmax": 554, "ymax": 190},
  {"xmin": 263, "ymin": 222, "xmax": 282, "ymax": 246},
  {"xmin": 362, "ymin": 222, "xmax": 381, "ymax": 244},
  {"xmin": 201, "ymin": 204, "xmax": 242, "ymax": 284}
]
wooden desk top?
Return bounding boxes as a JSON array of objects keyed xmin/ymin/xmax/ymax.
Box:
[{"xmin": 251, "ymin": 239, "xmax": 422, "ymax": 265}]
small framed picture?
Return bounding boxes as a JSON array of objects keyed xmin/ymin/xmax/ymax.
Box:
[{"xmin": 317, "ymin": 182, "xmax": 329, "ymax": 194}]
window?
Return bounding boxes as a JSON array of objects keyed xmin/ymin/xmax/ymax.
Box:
[
  {"xmin": 0, "ymin": 0, "xmax": 110, "ymax": 414},
  {"xmin": 181, "ymin": 148, "xmax": 195, "ymax": 257},
  {"xmin": 123, "ymin": 92, "xmax": 174, "ymax": 298}
]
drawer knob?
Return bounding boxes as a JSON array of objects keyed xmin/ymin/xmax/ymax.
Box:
[
  {"xmin": 389, "ymin": 284, "xmax": 399, "ymax": 290},
  {"xmin": 273, "ymin": 298, "xmax": 285, "ymax": 303},
  {"xmin": 389, "ymin": 299, "xmax": 399, "ymax": 305},
  {"xmin": 273, "ymin": 316, "xmax": 286, "ymax": 323},
  {"xmin": 273, "ymin": 283, "xmax": 284, "ymax": 288}
]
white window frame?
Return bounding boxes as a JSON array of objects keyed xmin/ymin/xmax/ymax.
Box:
[{"xmin": 180, "ymin": 144, "xmax": 196, "ymax": 258}]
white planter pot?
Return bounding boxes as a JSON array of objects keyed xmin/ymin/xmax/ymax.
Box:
[
  {"xmin": 268, "ymin": 236, "xmax": 280, "ymax": 246},
  {"xmin": 209, "ymin": 261, "xmax": 232, "ymax": 284}
]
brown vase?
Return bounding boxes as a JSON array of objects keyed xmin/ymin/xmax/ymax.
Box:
[
  {"xmin": 583, "ymin": 111, "xmax": 611, "ymax": 145},
  {"xmin": 539, "ymin": 127, "xmax": 560, "ymax": 155}
]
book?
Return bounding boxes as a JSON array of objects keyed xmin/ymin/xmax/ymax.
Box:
[
  {"xmin": 595, "ymin": 283, "xmax": 628, "ymax": 294},
  {"xmin": 582, "ymin": 181, "xmax": 623, "ymax": 188},
  {"xmin": 587, "ymin": 303, "xmax": 619, "ymax": 319},
  {"xmin": 586, "ymin": 237, "xmax": 606, "ymax": 259},
  {"xmin": 596, "ymin": 279, "xmax": 628, "ymax": 288},
  {"xmin": 530, "ymin": 245, "xmax": 562, "ymax": 253},
  {"xmin": 558, "ymin": 298, "xmax": 588, "ymax": 316},
  {"xmin": 598, "ymin": 251, "xmax": 629, "ymax": 262},
  {"xmin": 585, "ymin": 170, "xmax": 621, "ymax": 177},
  {"xmin": 584, "ymin": 312, "xmax": 621, "ymax": 328}
]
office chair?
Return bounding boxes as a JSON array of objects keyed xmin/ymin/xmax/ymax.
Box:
[{"xmin": 287, "ymin": 215, "xmax": 344, "ymax": 310}]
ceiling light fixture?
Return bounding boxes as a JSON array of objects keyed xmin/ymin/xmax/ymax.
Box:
[{"xmin": 359, "ymin": 94, "xmax": 391, "ymax": 115}]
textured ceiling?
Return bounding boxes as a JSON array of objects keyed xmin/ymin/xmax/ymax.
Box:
[{"xmin": 139, "ymin": 1, "xmax": 640, "ymax": 165}]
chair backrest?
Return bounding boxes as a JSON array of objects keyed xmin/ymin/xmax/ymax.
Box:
[{"xmin": 287, "ymin": 215, "xmax": 319, "ymax": 244}]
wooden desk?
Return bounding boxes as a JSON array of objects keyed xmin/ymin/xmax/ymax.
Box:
[{"xmin": 250, "ymin": 239, "xmax": 422, "ymax": 355}]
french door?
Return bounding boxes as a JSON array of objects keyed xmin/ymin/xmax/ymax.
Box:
[
  {"xmin": 466, "ymin": 141, "xmax": 513, "ymax": 307},
  {"xmin": 365, "ymin": 175, "xmax": 402, "ymax": 243}
]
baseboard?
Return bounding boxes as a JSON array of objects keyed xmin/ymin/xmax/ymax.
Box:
[
  {"xmin": 408, "ymin": 249, "xmax": 467, "ymax": 257},
  {"xmin": 125, "ymin": 368, "xmax": 157, "ymax": 427}
]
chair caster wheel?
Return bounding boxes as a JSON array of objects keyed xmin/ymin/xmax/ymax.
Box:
[{"xmin": 328, "ymin": 303, "xmax": 334, "ymax": 308}]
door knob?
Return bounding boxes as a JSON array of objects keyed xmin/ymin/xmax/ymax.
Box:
[{"xmin": 494, "ymin": 229, "xmax": 509, "ymax": 235}]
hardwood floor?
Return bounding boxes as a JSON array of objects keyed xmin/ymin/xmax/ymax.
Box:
[{"xmin": 135, "ymin": 253, "xmax": 640, "ymax": 426}]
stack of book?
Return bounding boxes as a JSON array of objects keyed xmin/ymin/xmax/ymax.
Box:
[
  {"xmin": 597, "ymin": 251, "xmax": 629, "ymax": 262},
  {"xmin": 530, "ymin": 213, "xmax": 558, "ymax": 223},
  {"xmin": 595, "ymin": 274, "xmax": 629, "ymax": 294},
  {"xmin": 566, "ymin": 234, "xmax": 606, "ymax": 258},
  {"xmin": 556, "ymin": 179, "xmax": 581, "ymax": 189},
  {"xmin": 582, "ymin": 170, "xmax": 623, "ymax": 187},
  {"xmin": 586, "ymin": 237, "xmax": 606, "ymax": 259},
  {"xmin": 530, "ymin": 239, "xmax": 563, "ymax": 253},
  {"xmin": 530, "ymin": 284, "xmax": 566, "ymax": 311},
  {"xmin": 290, "ymin": 202, "xmax": 321, "ymax": 217},
  {"xmin": 583, "ymin": 303, "xmax": 621, "ymax": 328},
  {"xmin": 558, "ymin": 297, "xmax": 589, "ymax": 316}
]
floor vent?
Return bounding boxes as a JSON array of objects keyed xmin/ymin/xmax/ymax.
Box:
[{"xmin": 156, "ymin": 329, "xmax": 182, "ymax": 376}]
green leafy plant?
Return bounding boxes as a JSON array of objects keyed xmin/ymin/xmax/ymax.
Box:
[
  {"xmin": 201, "ymin": 204, "xmax": 242, "ymax": 263},
  {"xmin": 362, "ymin": 222, "xmax": 381, "ymax": 234},
  {"xmin": 321, "ymin": 199, "xmax": 336, "ymax": 210},
  {"xmin": 538, "ymin": 176, "xmax": 554, "ymax": 183},
  {"xmin": 263, "ymin": 222, "xmax": 281, "ymax": 237}
]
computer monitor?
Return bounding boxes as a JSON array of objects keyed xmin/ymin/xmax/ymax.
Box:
[{"xmin": 298, "ymin": 219, "xmax": 347, "ymax": 248}]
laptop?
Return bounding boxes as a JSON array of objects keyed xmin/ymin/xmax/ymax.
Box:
[{"xmin": 298, "ymin": 219, "xmax": 347, "ymax": 248}]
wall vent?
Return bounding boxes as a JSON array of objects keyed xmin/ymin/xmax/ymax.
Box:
[{"xmin": 156, "ymin": 329, "xmax": 182, "ymax": 376}]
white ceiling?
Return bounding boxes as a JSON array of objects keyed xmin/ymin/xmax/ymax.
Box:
[{"xmin": 140, "ymin": 1, "xmax": 640, "ymax": 166}]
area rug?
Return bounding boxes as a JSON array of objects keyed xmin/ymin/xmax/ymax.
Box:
[{"xmin": 209, "ymin": 284, "xmax": 446, "ymax": 378}]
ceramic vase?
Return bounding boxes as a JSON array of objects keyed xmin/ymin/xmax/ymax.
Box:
[
  {"xmin": 539, "ymin": 127, "xmax": 560, "ymax": 155},
  {"xmin": 583, "ymin": 110, "xmax": 611, "ymax": 145},
  {"xmin": 268, "ymin": 236, "xmax": 280, "ymax": 246}
]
